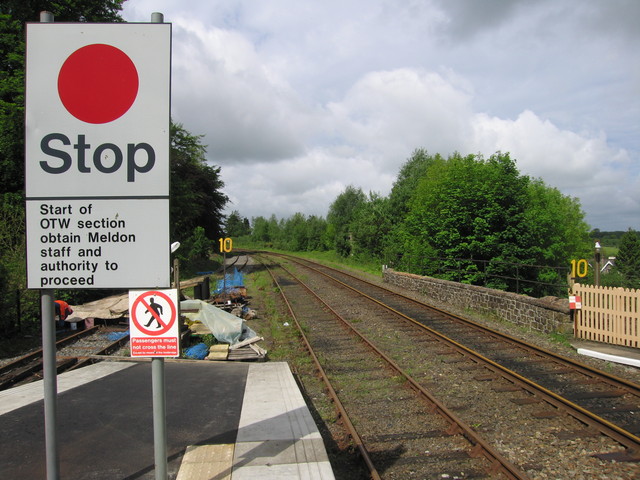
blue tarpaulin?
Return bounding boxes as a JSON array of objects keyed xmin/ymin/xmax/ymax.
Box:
[
  {"xmin": 184, "ymin": 343, "xmax": 209, "ymax": 360},
  {"xmin": 105, "ymin": 331, "xmax": 129, "ymax": 341},
  {"xmin": 213, "ymin": 268, "xmax": 244, "ymax": 294}
]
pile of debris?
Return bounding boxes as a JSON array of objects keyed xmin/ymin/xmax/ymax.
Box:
[
  {"xmin": 206, "ymin": 336, "xmax": 267, "ymax": 361},
  {"xmin": 181, "ymin": 299, "xmax": 266, "ymax": 361},
  {"xmin": 62, "ymin": 267, "xmax": 266, "ymax": 361}
]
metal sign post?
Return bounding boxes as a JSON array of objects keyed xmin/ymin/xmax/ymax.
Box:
[
  {"xmin": 129, "ymin": 285, "xmax": 179, "ymax": 480},
  {"xmin": 152, "ymin": 357, "xmax": 168, "ymax": 479},
  {"xmin": 37, "ymin": 12, "xmax": 60, "ymax": 480},
  {"xmin": 42, "ymin": 288, "xmax": 59, "ymax": 480}
]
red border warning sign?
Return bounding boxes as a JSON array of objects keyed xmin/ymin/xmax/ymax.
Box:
[{"xmin": 129, "ymin": 289, "xmax": 179, "ymax": 357}]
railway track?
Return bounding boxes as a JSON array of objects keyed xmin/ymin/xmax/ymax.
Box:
[
  {"xmin": 0, "ymin": 327, "xmax": 129, "ymax": 390},
  {"xmin": 261, "ymin": 255, "xmax": 527, "ymax": 479},
  {"xmin": 259, "ymin": 252, "xmax": 640, "ymax": 479}
]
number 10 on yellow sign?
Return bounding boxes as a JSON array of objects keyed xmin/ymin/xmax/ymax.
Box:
[
  {"xmin": 570, "ymin": 259, "xmax": 588, "ymax": 278},
  {"xmin": 219, "ymin": 237, "xmax": 233, "ymax": 253}
]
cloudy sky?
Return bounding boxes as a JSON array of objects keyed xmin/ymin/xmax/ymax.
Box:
[{"xmin": 122, "ymin": 0, "xmax": 639, "ymax": 231}]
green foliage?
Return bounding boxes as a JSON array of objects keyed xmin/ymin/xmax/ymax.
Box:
[
  {"xmin": 225, "ymin": 210, "xmax": 251, "ymax": 237},
  {"xmin": 0, "ymin": 1, "xmax": 124, "ymax": 23},
  {"xmin": 350, "ymin": 192, "xmax": 391, "ymax": 260},
  {"xmin": 403, "ymin": 152, "xmax": 527, "ymax": 265},
  {"xmin": 246, "ymin": 149, "xmax": 596, "ymax": 297},
  {"xmin": 250, "ymin": 215, "xmax": 280, "ymax": 245},
  {"xmin": 305, "ymin": 215, "xmax": 330, "ymax": 251},
  {"xmin": 0, "ymin": 14, "xmax": 25, "ymax": 193},
  {"xmin": 590, "ymin": 229, "xmax": 630, "ymax": 250},
  {"xmin": 169, "ymin": 122, "xmax": 228, "ymax": 244},
  {"xmin": 187, "ymin": 226, "xmax": 212, "ymax": 260},
  {"xmin": 615, "ymin": 229, "xmax": 640, "ymax": 288},
  {"xmin": 0, "ymin": 193, "xmax": 40, "ymax": 332},
  {"xmin": 387, "ymin": 148, "xmax": 439, "ymax": 219},
  {"xmin": 247, "ymin": 213, "xmax": 329, "ymax": 252},
  {"xmin": 327, "ymin": 185, "xmax": 367, "ymax": 256},
  {"xmin": 280, "ymin": 212, "xmax": 308, "ymax": 251}
]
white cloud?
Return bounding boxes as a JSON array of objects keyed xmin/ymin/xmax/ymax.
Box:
[
  {"xmin": 170, "ymin": 17, "xmax": 313, "ymax": 163},
  {"xmin": 121, "ymin": 0, "xmax": 639, "ymax": 231},
  {"xmin": 469, "ymin": 110, "xmax": 631, "ymax": 186},
  {"xmin": 326, "ymin": 69, "xmax": 474, "ymax": 170},
  {"xmin": 467, "ymin": 109, "xmax": 638, "ymax": 229}
]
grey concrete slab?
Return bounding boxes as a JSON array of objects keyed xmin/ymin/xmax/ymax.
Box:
[{"xmin": 232, "ymin": 363, "xmax": 334, "ymax": 480}]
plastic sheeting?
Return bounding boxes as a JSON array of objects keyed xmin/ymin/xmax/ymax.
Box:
[
  {"xmin": 213, "ymin": 268, "xmax": 244, "ymax": 294},
  {"xmin": 181, "ymin": 299, "xmax": 256, "ymax": 345}
]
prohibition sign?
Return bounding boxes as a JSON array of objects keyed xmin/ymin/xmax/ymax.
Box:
[{"xmin": 131, "ymin": 290, "xmax": 176, "ymax": 336}]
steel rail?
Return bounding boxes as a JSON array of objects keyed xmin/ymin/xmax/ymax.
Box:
[
  {"xmin": 294, "ymin": 254, "xmax": 640, "ymax": 393},
  {"xmin": 0, "ymin": 327, "xmax": 132, "ymax": 390},
  {"xmin": 0, "ymin": 326, "xmax": 99, "ymax": 376},
  {"xmin": 62, "ymin": 333, "xmax": 131, "ymax": 371},
  {"xmin": 259, "ymin": 258, "xmax": 382, "ymax": 480},
  {"xmin": 282, "ymin": 254, "xmax": 640, "ymax": 456},
  {"xmin": 264, "ymin": 254, "xmax": 529, "ymax": 480}
]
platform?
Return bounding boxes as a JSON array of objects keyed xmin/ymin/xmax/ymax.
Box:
[
  {"xmin": 571, "ymin": 339, "xmax": 640, "ymax": 368},
  {"xmin": 0, "ymin": 360, "xmax": 334, "ymax": 479}
]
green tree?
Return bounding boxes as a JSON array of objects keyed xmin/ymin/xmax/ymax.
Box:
[
  {"xmin": 521, "ymin": 180, "xmax": 591, "ymax": 292},
  {"xmin": 615, "ymin": 229, "xmax": 640, "ymax": 289},
  {"xmin": 327, "ymin": 185, "xmax": 367, "ymax": 256},
  {"xmin": 251, "ymin": 216, "xmax": 270, "ymax": 243},
  {"xmin": 397, "ymin": 151, "xmax": 590, "ymax": 294},
  {"xmin": 184, "ymin": 226, "xmax": 211, "ymax": 261},
  {"xmin": 225, "ymin": 210, "xmax": 251, "ymax": 237},
  {"xmin": 387, "ymin": 149, "xmax": 439, "ymax": 218},
  {"xmin": 305, "ymin": 215, "xmax": 329, "ymax": 251},
  {"xmin": 404, "ymin": 152, "xmax": 529, "ymax": 282},
  {"xmin": 351, "ymin": 192, "xmax": 391, "ymax": 260},
  {"xmin": 0, "ymin": 193, "xmax": 40, "ymax": 333},
  {"xmin": 169, "ymin": 122, "xmax": 228, "ymax": 244},
  {"xmin": 250, "ymin": 214, "xmax": 281, "ymax": 246},
  {"xmin": 281, "ymin": 212, "xmax": 309, "ymax": 251}
]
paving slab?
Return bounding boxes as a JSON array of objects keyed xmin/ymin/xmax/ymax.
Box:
[
  {"xmin": 231, "ymin": 363, "xmax": 334, "ymax": 479},
  {"xmin": 176, "ymin": 444, "xmax": 234, "ymax": 480}
]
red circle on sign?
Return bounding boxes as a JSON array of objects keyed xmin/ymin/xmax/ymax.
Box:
[
  {"xmin": 131, "ymin": 291, "xmax": 176, "ymax": 336},
  {"xmin": 58, "ymin": 44, "xmax": 139, "ymax": 124}
]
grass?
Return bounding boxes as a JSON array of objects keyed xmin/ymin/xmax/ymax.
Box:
[
  {"xmin": 238, "ymin": 244, "xmax": 384, "ymax": 278},
  {"xmin": 293, "ymin": 250, "xmax": 384, "ymax": 277},
  {"xmin": 548, "ymin": 331, "xmax": 573, "ymax": 348},
  {"xmin": 244, "ymin": 268, "xmax": 303, "ymax": 362}
]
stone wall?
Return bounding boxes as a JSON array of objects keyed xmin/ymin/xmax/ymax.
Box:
[{"xmin": 383, "ymin": 268, "xmax": 572, "ymax": 334}]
